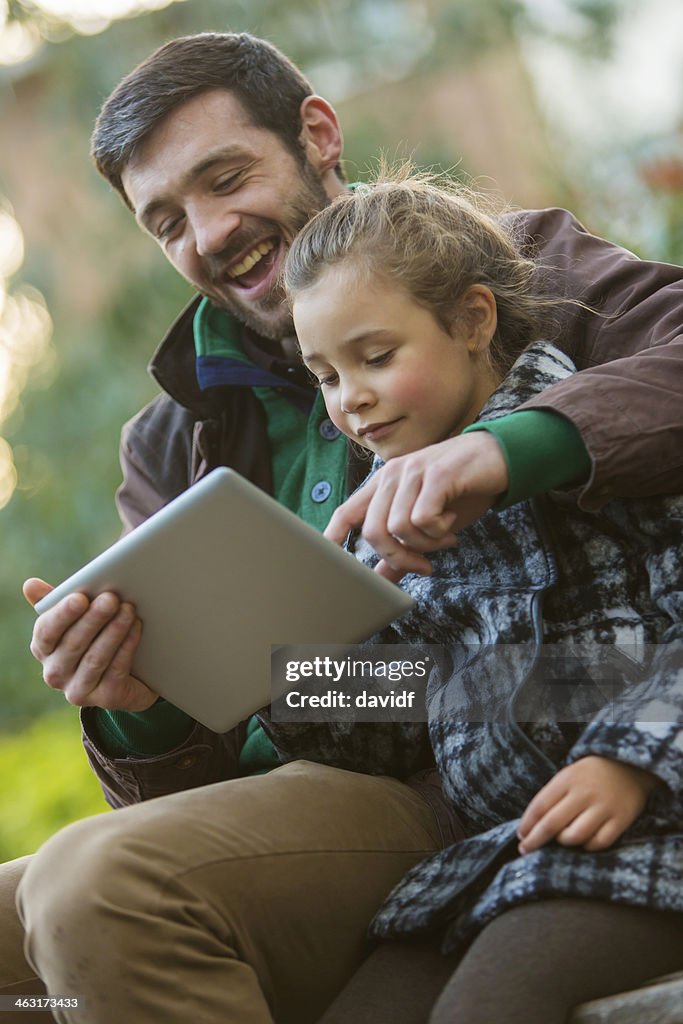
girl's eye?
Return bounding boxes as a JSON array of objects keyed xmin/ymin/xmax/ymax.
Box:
[
  {"xmin": 367, "ymin": 350, "xmax": 394, "ymax": 367},
  {"xmin": 319, "ymin": 372, "xmax": 339, "ymax": 387}
]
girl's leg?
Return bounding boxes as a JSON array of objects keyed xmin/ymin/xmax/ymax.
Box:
[
  {"xmin": 319, "ymin": 898, "xmax": 683, "ymax": 1024},
  {"xmin": 317, "ymin": 938, "xmax": 459, "ymax": 1024},
  {"xmin": 430, "ymin": 898, "xmax": 683, "ymax": 1024}
]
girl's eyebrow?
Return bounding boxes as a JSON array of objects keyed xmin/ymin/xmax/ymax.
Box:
[{"xmin": 301, "ymin": 328, "xmax": 393, "ymax": 363}]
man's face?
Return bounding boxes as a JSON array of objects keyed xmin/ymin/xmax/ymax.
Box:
[{"xmin": 121, "ymin": 89, "xmax": 336, "ymax": 340}]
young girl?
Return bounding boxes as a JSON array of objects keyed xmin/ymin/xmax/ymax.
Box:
[{"xmin": 272, "ymin": 172, "xmax": 683, "ymax": 1024}]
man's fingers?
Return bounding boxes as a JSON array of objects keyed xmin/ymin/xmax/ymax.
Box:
[
  {"xmin": 375, "ymin": 549, "xmax": 433, "ymax": 582},
  {"xmin": 408, "ymin": 509, "xmax": 458, "ymax": 541},
  {"xmin": 374, "ymin": 464, "xmax": 455, "ymax": 549},
  {"xmin": 323, "ymin": 506, "xmax": 354, "ymax": 546},
  {"xmin": 33, "ymin": 593, "xmax": 138, "ymax": 708},
  {"xmin": 64, "ymin": 618, "xmax": 153, "ymax": 711},
  {"xmin": 38, "ymin": 592, "xmax": 122, "ymax": 664},
  {"xmin": 374, "ymin": 560, "xmax": 406, "ymax": 583},
  {"xmin": 409, "ymin": 481, "xmax": 459, "ymax": 537},
  {"xmin": 324, "ymin": 483, "xmax": 375, "ymax": 545},
  {"xmin": 401, "ymin": 531, "xmax": 459, "ymax": 554},
  {"xmin": 328, "ymin": 433, "xmax": 509, "ymax": 557},
  {"xmin": 110, "ymin": 617, "xmax": 143, "ymax": 677},
  {"xmin": 387, "ymin": 511, "xmax": 457, "ymax": 552},
  {"xmin": 23, "ymin": 577, "xmax": 54, "ymax": 607},
  {"xmin": 356, "ymin": 474, "xmax": 402, "ymax": 555},
  {"xmin": 60, "ymin": 601, "xmax": 137, "ymax": 704},
  {"xmin": 25, "ymin": 580, "xmax": 150, "ymax": 712},
  {"xmin": 30, "ymin": 591, "xmax": 93, "ymax": 661},
  {"xmin": 379, "ymin": 471, "xmax": 423, "ymax": 542}
]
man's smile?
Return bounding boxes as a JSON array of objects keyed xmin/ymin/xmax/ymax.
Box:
[
  {"xmin": 210, "ymin": 235, "xmax": 285, "ymax": 302},
  {"xmin": 227, "ymin": 238, "xmax": 276, "ymax": 281}
]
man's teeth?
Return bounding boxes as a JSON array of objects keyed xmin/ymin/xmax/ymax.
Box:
[{"xmin": 228, "ymin": 241, "xmax": 275, "ymax": 279}]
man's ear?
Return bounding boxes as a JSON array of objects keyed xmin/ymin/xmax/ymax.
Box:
[
  {"xmin": 299, "ymin": 95, "xmax": 345, "ymax": 196},
  {"xmin": 461, "ymin": 285, "xmax": 498, "ymax": 355}
]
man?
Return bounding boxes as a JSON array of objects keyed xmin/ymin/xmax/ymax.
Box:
[{"xmin": 2, "ymin": 31, "xmax": 682, "ymax": 1024}]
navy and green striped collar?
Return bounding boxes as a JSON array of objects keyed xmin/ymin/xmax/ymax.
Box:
[{"xmin": 194, "ymin": 296, "xmax": 314, "ymax": 411}]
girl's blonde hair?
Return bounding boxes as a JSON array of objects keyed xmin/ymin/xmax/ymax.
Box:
[{"xmin": 284, "ymin": 165, "xmax": 566, "ymax": 377}]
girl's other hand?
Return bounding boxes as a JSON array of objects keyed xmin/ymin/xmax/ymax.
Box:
[{"xmin": 517, "ymin": 755, "xmax": 659, "ymax": 854}]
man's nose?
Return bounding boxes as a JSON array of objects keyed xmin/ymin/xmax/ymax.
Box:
[{"xmin": 191, "ymin": 205, "xmax": 241, "ymax": 257}]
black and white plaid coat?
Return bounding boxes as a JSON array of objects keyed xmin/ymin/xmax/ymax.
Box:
[{"xmin": 264, "ymin": 342, "xmax": 683, "ymax": 953}]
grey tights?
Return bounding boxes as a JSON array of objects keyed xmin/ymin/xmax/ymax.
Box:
[{"xmin": 318, "ymin": 899, "xmax": 683, "ymax": 1024}]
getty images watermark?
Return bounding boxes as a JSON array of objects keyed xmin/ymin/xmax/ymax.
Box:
[
  {"xmin": 270, "ymin": 643, "xmax": 683, "ymax": 723},
  {"xmin": 271, "ymin": 645, "xmax": 434, "ymax": 722}
]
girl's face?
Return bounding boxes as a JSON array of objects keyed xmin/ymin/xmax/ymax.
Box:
[{"xmin": 293, "ymin": 263, "xmax": 499, "ymax": 461}]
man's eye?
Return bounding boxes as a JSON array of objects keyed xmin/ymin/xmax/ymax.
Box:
[
  {"xmin": 156, "ymin": 216, "xmax": 183, "ymax": 241},
  {"xmin": 367, "ymin": 350, "xmax": 393, "ymax": 367},
  {"xmin": 214, "ymin": 171, "xmax": 242, "ymax": 192}
]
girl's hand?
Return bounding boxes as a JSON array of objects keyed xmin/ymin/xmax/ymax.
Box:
[{"xmin": 517, "ymin": 756, "xmax": 658, "ymax": 854}]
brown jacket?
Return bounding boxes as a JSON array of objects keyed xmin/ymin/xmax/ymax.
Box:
[{"xmin": 82, "ymin": 207, "xmax": 683, "ymax": 807}]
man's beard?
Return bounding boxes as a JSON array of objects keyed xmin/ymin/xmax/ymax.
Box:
[{"xmin": 204, "ymin": 161, "xmax": 331, "ymax": 342}]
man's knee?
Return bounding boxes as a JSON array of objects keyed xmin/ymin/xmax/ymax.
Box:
[
  {"xmin": 17, "ymin": 811, "xmax": 160, "ymax": 952},
  {"xmin": 0, "ymin": 856, "xmax": 45, "ymax": 990}
]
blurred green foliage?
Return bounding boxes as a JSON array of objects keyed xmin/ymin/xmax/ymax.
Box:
[{"xmin": 0, "ymin": 708, "xmax": 107, "ymax": 861}]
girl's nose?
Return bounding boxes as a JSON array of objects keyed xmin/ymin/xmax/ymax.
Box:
[{"xmin": 340, "ymin": 378, "xmax": 374, "ymax": 414}]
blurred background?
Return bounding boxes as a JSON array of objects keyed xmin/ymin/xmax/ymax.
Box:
[{"xmin": 1, "ymin": 0, "xmax": 682, "ymax": 860}]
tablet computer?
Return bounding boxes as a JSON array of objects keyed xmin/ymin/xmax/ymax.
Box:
[{"xmin": 34, "ymin": 468, "xmax": 414, "ymax": 731}]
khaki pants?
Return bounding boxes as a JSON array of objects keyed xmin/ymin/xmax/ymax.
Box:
[
  {"xmin": 1, "ymin": 761, "xmax": 441, "ymax": 1024},
  {"xmin": 0, "ymin": 856, "xmax": 52, "ymax": 1023}
]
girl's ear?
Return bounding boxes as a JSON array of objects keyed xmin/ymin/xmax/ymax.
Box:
[
  {"xmin": 298, "ymin": 96, "xmax": 345, "ymax": 198},
  {"xmin": 460, "ymin": 285, "xmax": 498, "ymax": 355}
]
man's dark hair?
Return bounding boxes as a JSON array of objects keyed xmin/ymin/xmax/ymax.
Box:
[{"xmin": 91, "ymin": 32, "xmax": 320, "ymax": 209}]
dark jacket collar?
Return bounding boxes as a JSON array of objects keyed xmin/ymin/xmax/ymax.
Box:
[
  {"xmin": 147, "ymin": 296, "xmax": 313, "ymax": 417},
  {"xmin": 147, "ymin": 296, "xmax": 208, "ymax": 415}
]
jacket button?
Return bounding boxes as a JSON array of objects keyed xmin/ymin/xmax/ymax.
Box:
[
  {"xmin": 176, "ymin": 755, "xmax": 198, "ymax": 769},
  {"xmin": 311, "ymin": 480, "xmax": 332, "ymax": 503},
  {"xmin": 319, "ymin": 418, "xmax": 341, "ymax": 441}
]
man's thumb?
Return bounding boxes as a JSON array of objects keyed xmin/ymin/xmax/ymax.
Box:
[{"xmin": 22, "ymin": 578, "xmax": 53, "ymax": 608}]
